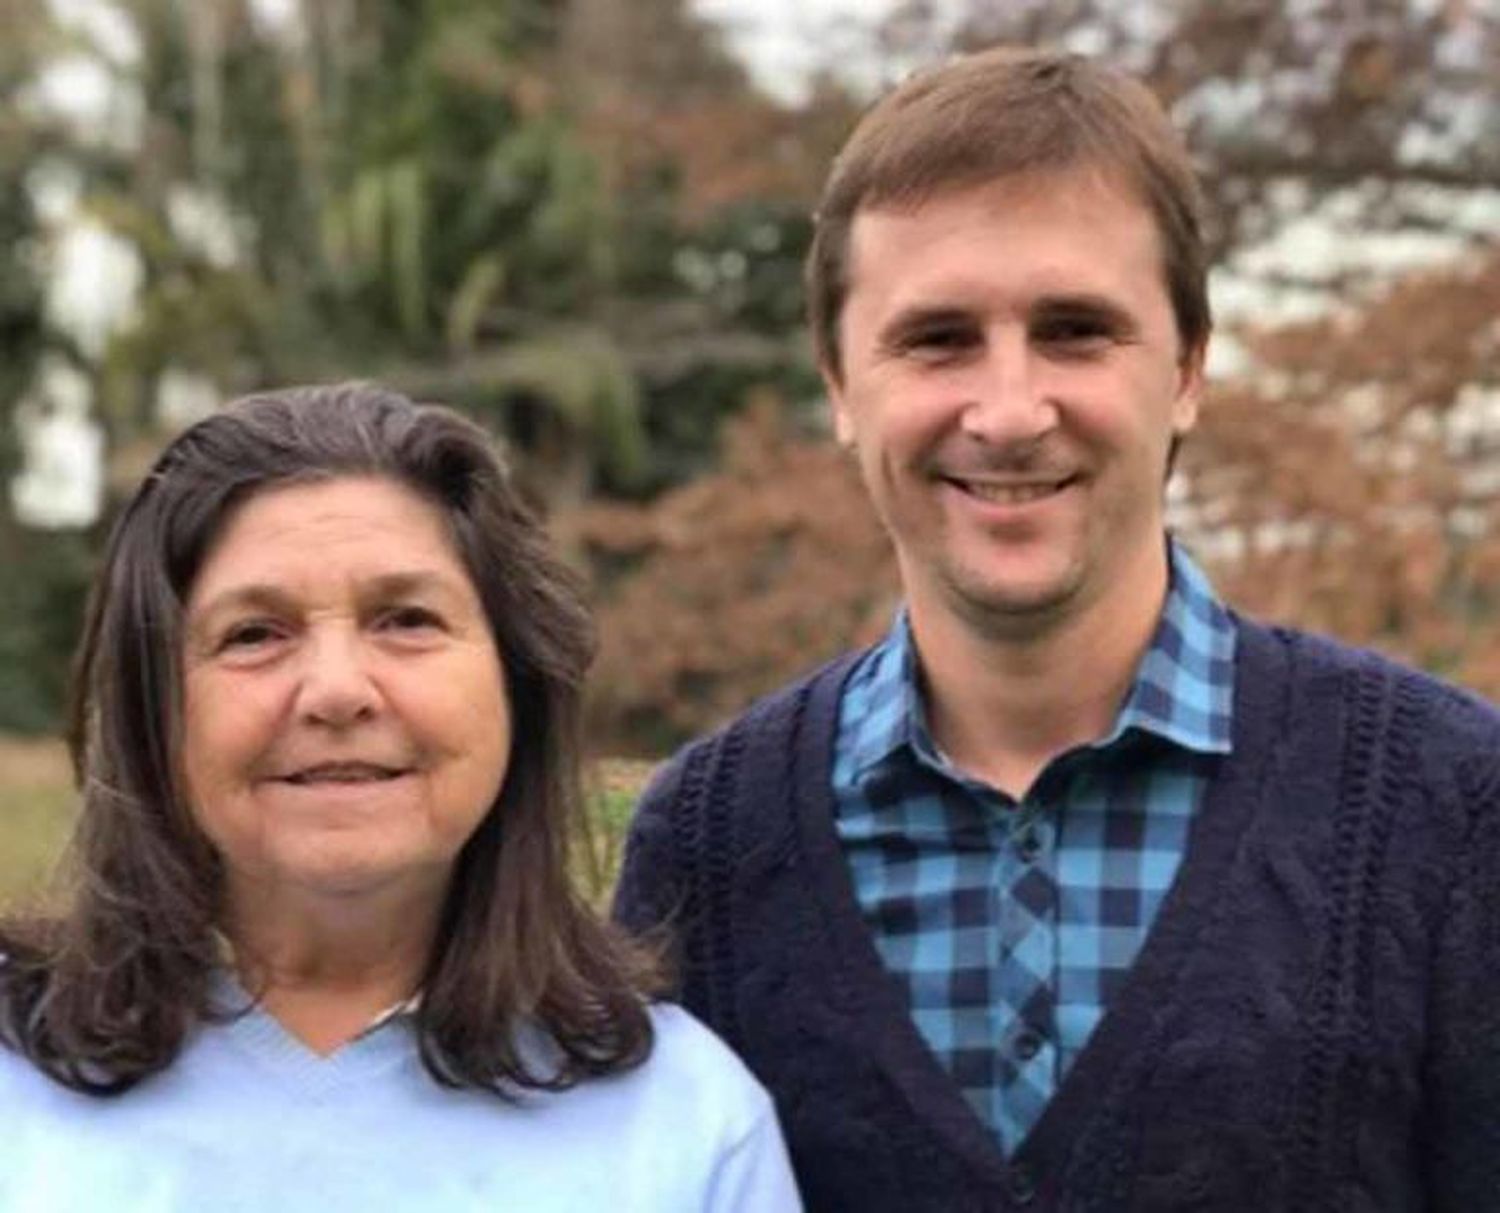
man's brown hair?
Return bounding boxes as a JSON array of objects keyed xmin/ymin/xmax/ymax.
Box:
[{"xmin": 807, "ymin": 45, "xmax": 1211, "ymax": 379}]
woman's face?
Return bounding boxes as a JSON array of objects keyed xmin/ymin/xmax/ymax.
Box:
[{"xmin": 179, "ymin": 476, "xmax": 511, "ymax": 919}]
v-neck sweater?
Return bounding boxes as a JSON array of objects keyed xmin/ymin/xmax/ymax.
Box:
[
  {"xmin": 613, "ymin": 618, "xmax": 1500, "ymax": 1212},
  {"xmin": 0, "ymin": 1002, "xmax": 802, "ymax": 1212}
]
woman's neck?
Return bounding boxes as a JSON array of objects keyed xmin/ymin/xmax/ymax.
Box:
[{"xmin": 221, "ymin": 882, "xmax": 443, "ymax": 1054}]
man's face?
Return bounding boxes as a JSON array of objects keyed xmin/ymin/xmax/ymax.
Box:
[{"xmin": 825, "ymin": 169, "xmax": 1204, "ymax": 637}]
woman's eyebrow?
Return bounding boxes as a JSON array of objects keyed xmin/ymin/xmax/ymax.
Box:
[
  {"xmin": 188, "ymin": 569, "xmax": 465, "ymax": 626},
  {"xmin": 357, "ymin": 570, "xmax": 465, "ymax": 601},
  {"xmin": 188, "ymin": 583, "xmax": 292, "ymax": 625}
]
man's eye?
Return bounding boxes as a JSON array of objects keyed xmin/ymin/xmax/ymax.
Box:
[
  {"xmin": 1035, "ymin": 315, "xmax": 1116, "ymax": 351},
  {"xmin": 900, "ymin": 326, "xmax": 978, "ymax": 359}
]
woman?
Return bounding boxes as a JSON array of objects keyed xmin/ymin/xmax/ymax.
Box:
[{"xmin": 0, "ymin": 383, "xmax": 800, "ymax": 1211}]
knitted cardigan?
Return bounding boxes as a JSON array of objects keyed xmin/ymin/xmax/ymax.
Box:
[{"xmin": 613, "ymin": 619, "xmax": 1500, "ymax": 1212}]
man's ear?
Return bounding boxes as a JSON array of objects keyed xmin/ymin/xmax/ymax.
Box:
[
  {"xmin": 1172, "ymin": 339, "xmax": 1207, "ymax": 435},
  {"xmin": 822, "ymin": 364, "xmax": 856, "ymax": 448}
]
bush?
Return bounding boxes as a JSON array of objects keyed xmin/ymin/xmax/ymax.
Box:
[{"xmin": 572, "ymin": 397, "xmax": 897, "ymax": 754}]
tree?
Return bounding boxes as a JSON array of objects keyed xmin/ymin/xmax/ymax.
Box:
[
  {"xmin": 0, "ymin": 0, "xmax": 644, "ymax": 729},
  {"xmin": 555, "ymin": 0, "xmax": 861, "ymax": 491},
  {"xmin": 0, "ymin": 0, "xmax": 858, "ymax": 729},
  {"xmin": 867, "ymin": 0, "xmax": 1500, "ymax": 291},
  {"xmin": 0, "ymin": 2, "xmax": 94, "ymax": 732},
  {"xmin": 1180, "ymin": 246, "xmax": 1500, "ymax": 699},
  {"xmin": 574, "ymin": 395, "xmax": 895, "ymax": 753}
]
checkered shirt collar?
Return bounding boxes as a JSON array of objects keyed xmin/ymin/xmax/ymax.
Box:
[{"xmin": 845, "ymin": 539, "xmax": 1236, "ymax": 780}]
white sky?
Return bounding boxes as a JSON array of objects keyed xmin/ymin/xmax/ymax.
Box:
[{"xmin": 693, "ymin": 0, "xmax": 902, "ymax": 102}]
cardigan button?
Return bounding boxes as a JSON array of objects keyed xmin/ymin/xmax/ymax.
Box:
[{"xmin": 1005, "ymin": 1163, "xmax": 1037, "ymax": 1205}]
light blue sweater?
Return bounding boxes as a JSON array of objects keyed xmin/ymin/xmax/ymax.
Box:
[{"xmin": 0, "ymin": 1000, "xmax": 801, "ymax": 1212}]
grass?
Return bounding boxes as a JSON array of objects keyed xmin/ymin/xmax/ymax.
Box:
[
  {"xmin": 0, "ymin": 737, "xmax": 653, "ymax": 914},
  {"xmin": 0, "ymin": 738, "xmax": 76, "ymax": 911},
  {"xmin": 577, "ymin": 759, "xmax": 657, "ymax": 905}
]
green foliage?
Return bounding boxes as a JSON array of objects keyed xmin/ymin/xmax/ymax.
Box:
[
  {"xmin": 479, "ymin": 327, "xmax": 648, "ymax": 488},
  {"xmin": 638, "ymin": 356, "xmax": 822, "ymax": 492},
  {"xmin": 314, "ymin": 4, "xmax": 610, "ymax": 342},
  {"xmin": 0, "ymin": 530, "xmax": 94, "ymax": 734},
  {"xmin": 0, "ymin": 0, "xmax": 840, "ymax": 732},
  {"xmin": 0, "ymin": 11, "xmax": 52, "ymax": 502}
]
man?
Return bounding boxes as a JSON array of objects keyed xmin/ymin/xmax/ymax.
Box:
[{"xmin": 614, "ymin": 46, "xmax": 1500, "ymax": 1211}]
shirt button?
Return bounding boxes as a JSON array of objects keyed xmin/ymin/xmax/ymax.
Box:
[
  {"xmin": 1014, "ymin": 1029, "xmax": 1043, "ymax": 1061},
  {"xmin": 1006, "ymin": 1163, "xmax": 1037, "ymax": 1205},
  {"xmin": 1016, "ymin": 829, "xmax": 1041, "ymax": 863}
]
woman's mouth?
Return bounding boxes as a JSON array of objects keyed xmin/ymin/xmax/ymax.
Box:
[{"xmin": 281, "ymin": 763, "xmax": 408, "ymax": 786}]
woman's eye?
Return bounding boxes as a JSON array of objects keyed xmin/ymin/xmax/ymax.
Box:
[
  {"xmin": 218, "ymin": 621, "xmax": 282, "ymax": 651},
  {"xmin": 377, "ymin": 605, "xmax": 443, "ymax": 633}
]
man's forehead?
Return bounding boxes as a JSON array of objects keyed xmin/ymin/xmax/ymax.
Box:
[
  {"xmin": 843, "ymin": 169, "xmax": 1166, "ymax": 301},
  {"xmin": 853, "ymin": 164, "xmax": 1155, "ymax": 236}
]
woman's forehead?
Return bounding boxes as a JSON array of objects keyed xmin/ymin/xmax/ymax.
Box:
[{"xmin": 187, "ymin": 476, "xmax": 472, "ymax": 609}]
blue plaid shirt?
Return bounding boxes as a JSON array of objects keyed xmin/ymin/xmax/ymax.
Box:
[{"xmin": 832, "ymin": 541, "xmax": 1236, "ymax": 1156}]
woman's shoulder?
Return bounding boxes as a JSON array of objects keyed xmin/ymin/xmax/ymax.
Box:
[
  {"xmin": 520, "ymin": 1001, "xmax": 777, "ymax": 1151},
  {"xmin": 644, "ymin": 1001, "xmax": 764, "ymax": 1083},
  {"xmin": 619, "ymin": 1001, "xmax": 775, "ymax": 1132}
]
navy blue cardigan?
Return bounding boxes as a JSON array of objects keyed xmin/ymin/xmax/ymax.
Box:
[{"xmin": 613, "ymin": 620, "xmax": 1500, "ymax": 1211}]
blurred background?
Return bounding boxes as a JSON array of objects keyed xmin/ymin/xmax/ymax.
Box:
[{"xmin": 2, "ymin": 0, "xmax": 1498, "ymax": 898}]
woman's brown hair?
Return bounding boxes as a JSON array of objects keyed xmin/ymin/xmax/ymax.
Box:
[{"xmin": 0, "ymin": 382, "xmax": 660, "ymax": 1095}]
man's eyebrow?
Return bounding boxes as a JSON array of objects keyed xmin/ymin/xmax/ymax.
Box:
[
  {"xmin": 1031, "ymin": 293, "xmax": 1140, "ymax": 327},
  {"xmin": 876, "ymin": 305, "xmax": 978, "ymax": 341}
]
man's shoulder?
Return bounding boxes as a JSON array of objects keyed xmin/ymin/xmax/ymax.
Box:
[
  {"xmin": 1237, "ymin": 615, "xmax": 1500, "ymax": 762},
  {"xmin": 641, "ymin": 649, "xmax": 868, "ymax": 805},
  {"xmin": 615, "ymin": 650, "xmax": 867, "ymax": 935}
]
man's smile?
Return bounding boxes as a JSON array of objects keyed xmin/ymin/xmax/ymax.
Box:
[{"xmin": 939, "ymin": 474, "xmax": 1078, "ymax": 506}]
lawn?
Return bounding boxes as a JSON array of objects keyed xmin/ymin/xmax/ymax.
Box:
[
  {"xmin": 0, "ymin": 736, "xmax": 652, "ymax": 913},
  {"xmin": 0, "ymin": 738, "xmax": 75, "ymax": 910}
]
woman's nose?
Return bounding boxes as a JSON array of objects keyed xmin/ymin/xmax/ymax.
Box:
[{"xmin": 294, "ymin": 628, "xmax": 381, "ymax": 727}]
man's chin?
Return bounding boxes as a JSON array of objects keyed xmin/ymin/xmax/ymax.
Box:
[{"xmin": 940, "ymin": 565, "xmax": 1087, "ymax": 636}]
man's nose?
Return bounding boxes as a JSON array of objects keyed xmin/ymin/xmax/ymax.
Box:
[
  {"xmin": 958, "ymin": 332, "xmax": 1058, "ymax": 447},
  {"xmin": 295, "ymin": 627, "xmax": 381, "ymax": 727}
]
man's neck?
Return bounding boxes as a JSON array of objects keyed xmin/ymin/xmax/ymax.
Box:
[{"xmin": 907, "ymin": 544, "xmax": 1170, "ymax": 800}]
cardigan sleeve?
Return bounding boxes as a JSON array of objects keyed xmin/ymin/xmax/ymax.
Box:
[{"xmin": 1422, "ymin": 695, "xmax": 1500, "ymax": 1211}]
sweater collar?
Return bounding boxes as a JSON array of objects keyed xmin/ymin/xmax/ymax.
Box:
[{"xmin": 208, "ymin": 938, "xmax": 422, "ymax": 1040}]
